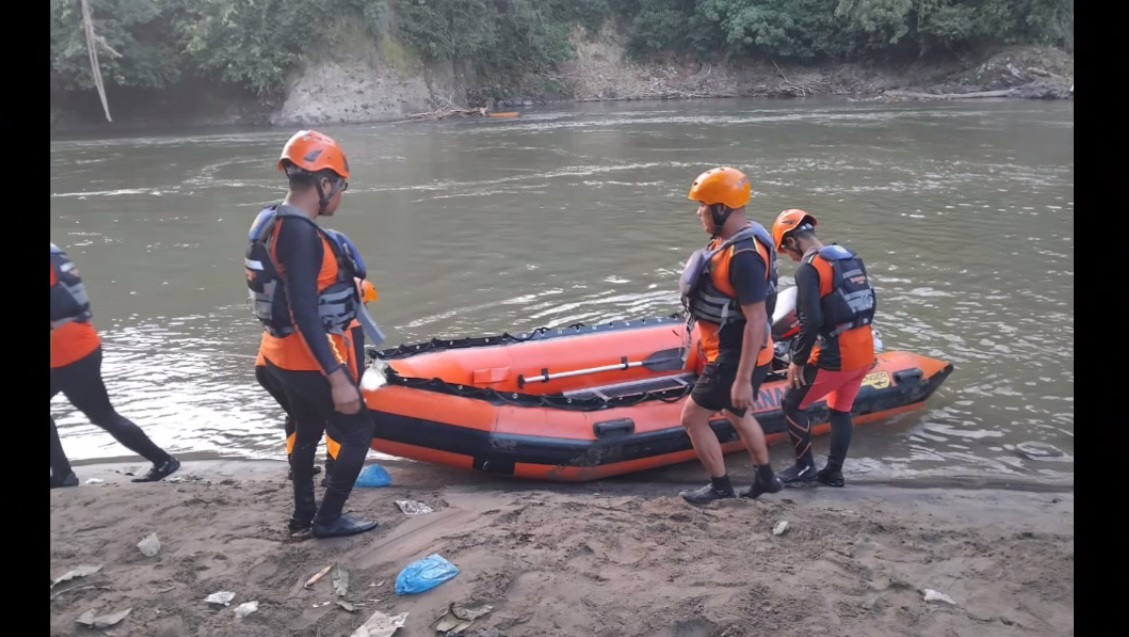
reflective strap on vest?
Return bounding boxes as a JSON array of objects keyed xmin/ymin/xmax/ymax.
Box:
[
  {"xmin": 50, "ymin": 249, "xmax": 93, "ymax": 329},
  {"xmin": 317, "ymin": 285, "xmax": 359, "ymax": 334}
]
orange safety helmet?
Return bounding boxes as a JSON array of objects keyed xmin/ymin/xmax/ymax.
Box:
[
  {"xmin": 278, "ymin": 130, "xmax": 351, "ymax": 180},
  {"xmin": 356, "ymin": 278, "xmax": 378, "ymax": 304},
  {"xmin": 687, "ymin": 167, "xmax": 752, "ymax": 209},
  {"xmin": 772, "ymin": 209, "xmax": 818, "ymax": 250}
]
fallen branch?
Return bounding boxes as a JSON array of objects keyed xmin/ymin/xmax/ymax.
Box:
[
  {"xmin": 80, "ymin": 0, "xmax": 112, "ymax": 122},
  {"xmin": 771, "ymin": 59, "xmax": 790, "ymax": 84},
  {"xmin": 404, "ymin": 106, "xmax": 489, "ymax": 121},
  {"xmin": 882, "ymin": 89, "xmax": 1015, "ymax": 100},
  {"xmin": 1026, "ymin": 67, "xmax": 1071, "ymax": 83}
]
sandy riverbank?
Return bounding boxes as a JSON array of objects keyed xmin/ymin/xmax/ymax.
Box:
[{"xmin": 50, "ymin": 458, "xmax": 1073, "ymax": 637}]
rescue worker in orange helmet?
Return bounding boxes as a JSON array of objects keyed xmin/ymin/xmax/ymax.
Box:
[
  {"xmin": 676, "ymin": 167, "xmax": 784, "ymax": 503},
  {"xmin": 771, "ymin": 209, "xmax": 877, "ymax": 487},
  {"xmin": 51, "ymin": 243, "xmax": 181, "ymax": 487},
  {"xmin": 244, "ymin": 130, "xmax": 377, "ymax": 539},
  {"xmin": 257, "ymin": 276, "xmax": 375, "ymax": 485}
]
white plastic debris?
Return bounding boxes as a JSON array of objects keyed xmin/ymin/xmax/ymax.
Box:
[
  {"xmin": 85, "ymin": 478, "xmax": 104, "ymax": 484},
  {"xmin": 433, "ymin": 603, "xmax": 494, "ymax": 634},
  {"xmin": 51, "ymin": 565, "xmax": 102, "ymax": 589},
  {"xmin": 773, "ymin": 521, "xmax": 790, "ymax": 536},
  {"xmin": 205, "ymin": 591, "xmax": 236, "ymax": 606},
  {"xmin": 137, "ymin": 533, "xmax": 161, "ymax": 557},
  {"xmin": 361, "ymin": 365, "xmax": 388, "ymax": 392},
  {"xmin": 923, "ymin": 589, "xmax": 956, "ymax": 604},
  {"xmin": 351, "ymin": 609, "xmax": 408, "ymax": 637},
  {"xmin": 76, "ymin": 607, "xmax": 131, "ymax": 628},
  {"xmin": 233, "ymin": 601, "xmax": 259, "ymax": 618},
  {"xmin": 395, "ymin": 500, "xmax": 434, "ymax": 516}
]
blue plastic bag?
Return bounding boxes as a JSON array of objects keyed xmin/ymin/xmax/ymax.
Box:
[
  {"xmin": 355, "ymin": 463, "xmax": 392, "ymax": 488},
  {"xmin": 395, "ymin": 554, "xmax": 460, "ymax": 595}
]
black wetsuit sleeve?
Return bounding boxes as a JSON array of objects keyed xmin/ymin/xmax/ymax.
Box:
[
  {"xmin": 729, "ymin": 249, "xmax": 767, "ymax": 306},
  {"xmin": 790, "ymin": 262, "xmax": 823, "ymax": 365},
  {"xmin": 275, "ymin": 217, "xmax": 344, "ymax": 376}
]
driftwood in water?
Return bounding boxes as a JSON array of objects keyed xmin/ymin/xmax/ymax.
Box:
[
  {"xmin": 393, "ymin": 106, "xmax": 521, "ymax": 124},
  {"xmin": 405, "ymin": 106, "xmax": 489, "ymax": 121},
  {"xmin": 392, "ymin": 94, "xmax": 524, "ymax": 123},
  {"xmin": 882, "ymin": 89, "xmax": 1015, "ymax": 100}
]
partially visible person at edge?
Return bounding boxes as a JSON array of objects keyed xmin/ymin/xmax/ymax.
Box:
[
  {"xmin": 676, "ymin": 167, "xmax": 784, "ymax": 504},
  {"xmin": 254, "ymin": 241, "xmax": 377, "ymax": 486},
  {"xmin": 770, "ymin": 209, "xmax": 877, "ymax": 487},
  {"xmin": 244, "ymin": 129, "xmax": 377, "ymax": 539},
  {"xmin": 51, "ymin": 243, "xmax": 181, "ymax": 488}
]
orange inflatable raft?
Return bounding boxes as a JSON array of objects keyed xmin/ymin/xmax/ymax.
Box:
[{"xmin": 362, "ymin": 293, "xmax": 953, "ymax": 482}]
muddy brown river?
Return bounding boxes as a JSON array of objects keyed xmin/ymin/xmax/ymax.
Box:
[{"xmin": 50, "ymin": 97, "xmax": 1073, "ymax": 486}]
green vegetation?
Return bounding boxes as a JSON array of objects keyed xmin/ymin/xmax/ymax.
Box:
[{"xmin": 51, "ymin": 0, "xmax": 1073, "ymax": 98}]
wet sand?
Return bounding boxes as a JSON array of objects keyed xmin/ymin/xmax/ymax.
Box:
[{"xmin": 50, "ymin": 459, "xmax": 1073, "ymax": 637}]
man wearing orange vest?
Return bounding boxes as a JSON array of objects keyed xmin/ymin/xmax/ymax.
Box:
[
  {"xmin": 771, "ymin": 209, "xmax": 877, "ymax": 487},
  {"xmin": 244, "ymin": 130, "xmax": 377, "ymax": 539},
  {"xmin": 255, "ymin": 278, "xmax": 376, "ymax": 484},
  {"xmin": 51, "ymin": 243, "xmax": 181, "ymax": 487},
  {"xmin": 677, "ymin": 167, "xmax": 784, "ymax": 504}
]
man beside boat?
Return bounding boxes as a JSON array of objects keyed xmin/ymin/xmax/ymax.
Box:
[
  {"xmin": 770, "ymin": 209, "xmax": 877, "ymax": 487},
  {"xmin": 243, "ymin": 130, "xmax": 378, "ymax": 539},
  {"xmin": 51, "ymin": 243, "xmax": 181, "ymax": 487},
  {"xmin": 254, "ymin": 241, "xmax": 377, "ymax": 486},
  {"xmin": 677, "ymin": 167, "xmax": 785, "ymax": 504}
]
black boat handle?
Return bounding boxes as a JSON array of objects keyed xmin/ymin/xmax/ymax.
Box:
[{"xmin": 594, "ymin": 418, "xmax": 635, "ymax": 438}]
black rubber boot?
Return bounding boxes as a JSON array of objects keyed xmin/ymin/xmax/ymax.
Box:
[
  {"xmin": 131, "ymin": 457, "xmax": 181, "ymax": 483},
  {"xmin": 288, "ymin": 479, "xmax": 319, "ymax": 536},
  {"xmin": 744, "ymin": 465, "xmax": 784, "ymax": 499},
  {"xmin": 680, "ymin": 483, "xmax": 737, "ymax": 504},
  {"xmin": 311, "ymin": 487, "xmax": 377, "ymax": 539},
  {"xmin": 680, "ymin": 475, "xmax": 736, "ymax": 504},
  {"xmin": 50, "ymin": 471, "xmax": 79, "ymax": 489},
  {"xmin": 816, "ymin": 463, "xmax": 845, "ymax": 487},
  {"xmin": 778, "ymin": 458, "xmax": 818, "ymax": 484},
  {"xmin": 311, "ymin": 513, "xmax": 379, "ymax": 539}
]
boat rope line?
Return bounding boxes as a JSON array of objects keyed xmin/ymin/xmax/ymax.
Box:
[
  {"xmin": 369, "ymin": 314, "xmax": 699, "ymax": 411},
  {"xmin": 370, "ymin": 314, "xmax": 686, "ymax": 360},
  {"xmin": 380, "ymin": 371, "xmax": 695, "ymax": 411}
]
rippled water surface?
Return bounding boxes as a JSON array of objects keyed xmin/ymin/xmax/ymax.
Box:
[{"xmin": 50, "ymin": 98, "xmax": 1073, "ymax": 484}]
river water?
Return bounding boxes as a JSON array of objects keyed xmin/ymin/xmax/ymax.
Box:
[{"xmin": 50, "ymin": 97, "xmax": 1073, "ymax": 485}]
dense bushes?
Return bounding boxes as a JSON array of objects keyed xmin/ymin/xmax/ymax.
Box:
[
  {"xmin": 50, "ymin": 0, "xmax": 1073, "ymax": 96},
  {"xmin": 615, "ymin": 0, "xmax": 1073, "ymax": 60}
]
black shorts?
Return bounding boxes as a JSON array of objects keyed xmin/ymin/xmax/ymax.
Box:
[{"xmin": 690, "ymin": 360, "xmax": 772, "ymax": 417}]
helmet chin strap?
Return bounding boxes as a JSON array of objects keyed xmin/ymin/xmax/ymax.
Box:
[
  {"xmin": 709, "ymin": 204, "xmax": 733, "ymax": 238},
  {"xmin": 314, "ymin": 177, "xmax": 344, "ymax": 214}
]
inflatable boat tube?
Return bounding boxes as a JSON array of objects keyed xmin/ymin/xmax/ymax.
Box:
[{"xmin": 363, "ymin": 311, "xmax": 952, "ymax": 482}]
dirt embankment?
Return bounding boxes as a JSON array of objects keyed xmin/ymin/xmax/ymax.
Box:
[
  {"xmin": 50, "ymin": 459, "xmax": 1073, "ymax": 637},
  {"xmin": 554, "ymin": 26, "xmax": 1073, "ymax": 105},
  {"xmin": 50, "ymin": 22, "xmax": 1073, "ymax": 133},
  {"xmin": 269, "ymin": 26, "xmax": 1074, "ymax": 125}
]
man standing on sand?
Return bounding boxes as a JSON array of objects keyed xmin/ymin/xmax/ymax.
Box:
[
  {"xmin": 51, "ymin": 243, "xmax": 181, "ymax": 487},
  {"xmin": 244, "ymin": 130, "xmax": 377, "ymax": 538},
  {"xmin": 676, "ymin": 167, "xmax": 784, "ymax": 504},
  {"xmin": 770, "ymin": 209, "xmax": 877, "ymax": 487},
  {"xmin": 253, "ymin": 234, "xmax": 375, "ymax": 486}
]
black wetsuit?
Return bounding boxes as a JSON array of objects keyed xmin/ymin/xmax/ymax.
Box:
[
  {"xmin": 50, "ymin": 347, "xmax": 179, "ymax": 484},
  {"xmin": 256, "ymin": 323, "xmax": 363, "ymax": 476},
  {"xmin": 262, "ymin": 212, "xmax": 375, "ymax": 536}
]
